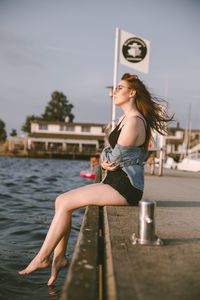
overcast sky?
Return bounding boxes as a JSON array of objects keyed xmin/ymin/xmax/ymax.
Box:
[{"xmin": 0, "ymin": 0, "xmax": 200, "ymax": 135}]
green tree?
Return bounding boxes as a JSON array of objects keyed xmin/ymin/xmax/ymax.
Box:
[
  {"xmin": 0, "ymin": 119, "xmax": 7, "ymax": 142},
  {"xmin": 10, "ymin": 129, "xmax": 17, "ymax": 137},
  {"xmin": 21, "ymin": 115, "xmax": 40, "ymax": 133},
  {"xmin": 42, "ymin": 91, "xmax": 74, "ymax": 122}
]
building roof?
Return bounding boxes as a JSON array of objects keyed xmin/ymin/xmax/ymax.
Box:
[{"xmin": 31, "ymin": 120, "xmax": 107, "ymax": 127}]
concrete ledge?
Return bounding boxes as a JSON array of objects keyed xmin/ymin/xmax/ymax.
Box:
[
  {"xmin": 103, "ymin": 205, "xmax": 200, "ymax": 300},
  {"xmin": 61, "ymin": 206, "xmax": 99, "ymax": 300},
  {"xmin": 103, "ymin": 206, "xmax": 117, "ymax": 300}
]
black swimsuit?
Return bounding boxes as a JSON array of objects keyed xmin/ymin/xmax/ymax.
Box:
[{"xmin": 102, "ymin": 117, "xmax": 145, "ymax": 206}]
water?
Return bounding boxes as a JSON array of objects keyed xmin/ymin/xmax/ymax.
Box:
[{"xmin": 0, "ymin": 157, "xmax": 92, "ymax": 300}]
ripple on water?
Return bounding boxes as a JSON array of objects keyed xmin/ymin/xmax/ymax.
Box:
[
  {"xmin": 0, "ymin": 192, "xmax": 12, "ymax": 199},
  {"xmin": 24, "ymin": 176, "xmax": 39, "ymax": 185}
]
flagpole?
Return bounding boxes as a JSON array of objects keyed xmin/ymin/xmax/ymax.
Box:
[
  {"xmin": 112, "ymin": 27, "xmax": 120, "ymax": 130},
  {"xmin": 158, "ymin": 79, "xmax": 168, "ymax": 176}
]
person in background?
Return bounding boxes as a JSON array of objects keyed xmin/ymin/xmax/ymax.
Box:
[
  {"xmin": 90, "ymin": 153, "xmax": 100, "ymax": 174},
  {"xmin": 19, "ymin": 73, "xmax": 173, "ymax": 286},
  {"xmin": 146, "ymin": 152, "xmax": 156, "ymax": 175}
]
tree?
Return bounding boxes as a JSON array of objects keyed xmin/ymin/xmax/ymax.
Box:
[
  {"xmin": 42, "ymin": 91, "xmax": 74, "ymax": 122},
  {"xmin": 10, "ymin": 129, "xmax": 17, "ymax": 137},
  {"xmin": 21, "ymin": 115, "xmax": 40, "ymax": 133},
  {"xmin": 0, "ymin": 119, "xmax": 7, "ymax": 142}
]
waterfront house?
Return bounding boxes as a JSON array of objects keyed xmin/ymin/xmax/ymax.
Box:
[
  {"xmin": 27, "ymin": 120, "xmax": 106, "ymax": 158},
  {"xmin": 165, "ymin": 124, "xmax": 200, "ymax": 160},
  {"xmin": 165, "ymin": 126, "xmax": 185, "ymax": 157},
  {"xmin": 147, "ymin": 123, "xmax": 200, "ymax": 162}
]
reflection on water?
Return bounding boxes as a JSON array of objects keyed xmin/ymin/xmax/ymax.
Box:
[{"xmin": 0, "ymin": 157, "xmax": 91, "ymax": 300}]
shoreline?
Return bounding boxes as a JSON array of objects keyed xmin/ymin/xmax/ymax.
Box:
[{"xmin": 0, "ymin": 151, "xmax": 92, "ymax": 160}]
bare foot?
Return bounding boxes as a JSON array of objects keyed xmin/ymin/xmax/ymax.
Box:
[
  {"xmin": 18, "ymin": 256, "xmax": 50, "ymax": 275},
  {"xmin": 47, "ymin": 255, "xmax": 68, "ymax": 286}
]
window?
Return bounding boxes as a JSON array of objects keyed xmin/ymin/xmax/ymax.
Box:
[
  {"xmin": 39, "ymin": 124, "xmax": 48, "ymax": 130},
  {"xmin": 32, "ymin": 142, "xmax": 46, "ymax": 150},
  {"xmin": 66, "ymin": 125, "xmax": 75, "ymax": 132},
  {"xmin": 82, "ymin": 144, "xmax": 96, "ymax": 153},
  {"xmin": 60, "ymin": 125, "xmax": 66, "ymax": 131},
  {"xmin": 67, "ymin": 143, "xmax": 79, "ymax": 152},
  {"xmin": 60, "ymin": 125, "xmax": 75, "ymax": 132},
  {"xmin": 48, "ymin": 143, "xmax": 63, "ymax": 151},
  {"xmin": 81, "ymin": 126, "xmax": 90, "ymax": 133}
]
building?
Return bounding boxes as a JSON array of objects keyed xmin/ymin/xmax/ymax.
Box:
[
  {"xmin": 165, "ymin": 126, "xmax": 185, "ymax": 156},
  {"xmin": 147, "ymin": 123, "xmax": 200, "ymax": 162},
  {"xmin": 165, "ymin": 125, "xmax": 200, "ymax": 160},
  {"xmin": 27, "ymin": 120, "xmax": 106, "ymax": 158}
]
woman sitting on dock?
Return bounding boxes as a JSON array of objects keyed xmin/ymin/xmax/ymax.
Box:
[{"xmin": 19, "ymin": 73, "xmax": 173, "ymax": 286}]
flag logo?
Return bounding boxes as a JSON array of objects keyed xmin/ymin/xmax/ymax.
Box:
[
  {"xmin": 118, "ymin": 29, "xmax": 150, "ymax": 73},
  {"xmin": 122, "ymin": 37, "xmax": 147, "ymax": 63}
]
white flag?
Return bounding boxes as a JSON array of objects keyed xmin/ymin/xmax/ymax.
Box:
[{"xmin": 118, "ymin": 29, "xmax": 150, "ymax": 74}]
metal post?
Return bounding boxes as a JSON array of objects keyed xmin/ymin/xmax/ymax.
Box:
[
  {"xmin": 158, "ymin": 135, "xmax": 165, "ymax": 176},
  {"xmin": 132, "ymin": 199, "xmax": 163, "ymax": 245},
  {"xmin": 106, "ymin": 86, "xmax": 114, "ymax": 129},
  {"xmin": 112, "ymin": 27, "xmax": 120, "ymax": 130},
  {"xmin": 158, "ymin": 147, "xmax": 164, "ymax": 176}
]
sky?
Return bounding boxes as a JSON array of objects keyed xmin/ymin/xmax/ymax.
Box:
[{"xmin": 0, "ymin": 0, "xmax": 200, "ymax": 136}]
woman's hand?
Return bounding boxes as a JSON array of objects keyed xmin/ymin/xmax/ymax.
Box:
[{"xmin": 101, "ymin": 160, "xmax": 119, "ymax": 171}]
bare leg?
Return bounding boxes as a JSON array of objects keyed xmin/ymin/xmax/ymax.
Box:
[
  {"xmin": 47, "ymin": 217, "xmax": 71, "ymax": 286},
  {"xmin": 19, "ymin": 183, "xmax": 128, "ymax": 284},
  {"xmin": 18, "ymin": 209, "xmax": 71, "ymax": 275}
]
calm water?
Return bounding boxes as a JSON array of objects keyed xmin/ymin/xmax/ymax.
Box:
[{"xmin": 0, "ymin": 157, "xmax": 92, "ymax": 300}]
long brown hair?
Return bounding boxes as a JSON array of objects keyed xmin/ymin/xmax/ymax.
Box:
[{"xmin": 121, "ymin": 73, "xmax": 174, "ymax": 145}]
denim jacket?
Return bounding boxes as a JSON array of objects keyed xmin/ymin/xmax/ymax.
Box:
[{"xmin": 101, "ymin": 143, "xmax": 148, "ymax": 191}]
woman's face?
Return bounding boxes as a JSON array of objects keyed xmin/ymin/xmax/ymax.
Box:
[{"xmin": 113, "ymin": 80, "xmax": 135, "ymax": 106}]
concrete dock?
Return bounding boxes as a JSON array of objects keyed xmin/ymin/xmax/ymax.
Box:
[{"xmin": 61, "ymin": 169, "xmax": 200, "ymax": 300}]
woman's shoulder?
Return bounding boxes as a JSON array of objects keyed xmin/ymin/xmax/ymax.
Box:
[
  {"xmin": 126, "ymin": 115, "xmax": 147, "ymax": 128},
  {"xmin": 118, "ymin": 115, "xmax": 147, "ymax": 147}
]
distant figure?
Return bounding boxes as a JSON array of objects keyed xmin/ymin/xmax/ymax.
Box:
[
  {"xmin": 90, "ymin": 153, "xmax": 100, "ymax": 174},
  {"xmin": 19, "ymin": 73, "xmax": 173, "ymax": 286},
  {"xmin": 147, "ymin": 152, "xmax": 156, "ymax": 175}
]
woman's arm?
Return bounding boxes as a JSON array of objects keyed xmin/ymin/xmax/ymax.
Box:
[{"xmin": 100, "ymin": 146, "xmax": 120, "ymax": 171}]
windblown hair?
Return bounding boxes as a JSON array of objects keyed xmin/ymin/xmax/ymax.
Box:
[{"xmin": 121, "ymin": 73, "xmax": 174, "ymax": 145}]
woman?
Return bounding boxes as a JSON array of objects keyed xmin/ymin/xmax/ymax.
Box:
[{"xmin": 19, "ymin": 73, "xmax": 173, "ymax": 286}]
